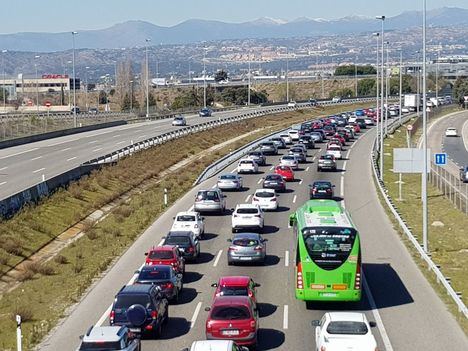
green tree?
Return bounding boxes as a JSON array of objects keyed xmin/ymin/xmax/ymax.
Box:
[
  {"xmin": 335, "ymin": 65, "xmax": 377, "ymax": 76},
  {"xmin": 144, "ymin": 93, "xmax": 157, "ymax": 107},
  {"xmin": 214, "ymin": 70, "xmax": 228, "ymax": 82},
  {"xmin": 0, "ymin": 88, "xmax": 8, "ymax": 102},
  {"xmin": 329, "ymin": 88, "xmax": 353, "ymax": 99},
  {"xmin": 98, "ymin": 91, "xmax": 108, "ymax": 104},
  {"xmin": 357, "ymin": 78, "xmax": 376, "ymax": 96},
  {"xmin": 453, "ymin": 78, "xmax": 468, "ymax": 103}
]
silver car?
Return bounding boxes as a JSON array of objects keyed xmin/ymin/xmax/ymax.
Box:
[
  {"xmin": 172, "ymin": 115, "xmax": 186, "ymax": 126},
  {"xmin": 289, "ymin": 147, "xmax": 306, "ymax": 163},
  {"xmin": 259, "ymin": 141, "xmax": 278, "ymax": 155},
  {"xmin": 77, "ymin": 325, "xmax": 140, "ymax": 351},
  {"xmin": 227, "ymin": 233, "xmax": 267, "ymax": 265},
  {"xmin": 194, "ymin": 189, "xmax": 226, "ymax": 214},
  {"xmin": 247, "ymin": 151, "xmax": 266, "ymax": 166},
  {"xmin": 217, "ymin": 174, "xmax": 243, "ymax": 191}
]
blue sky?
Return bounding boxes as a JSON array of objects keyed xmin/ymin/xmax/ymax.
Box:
[{"xmin": 1, "ymin": 0, "xmax": 466, "ymax": 34}]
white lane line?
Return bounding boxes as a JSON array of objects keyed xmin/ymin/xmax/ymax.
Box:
[
  {"xmin": 342, "ymin": 160, "xmax": 347, "ymax": 172},
  {"xmin": 112, "ymin": 134, "xmax": 121, "ymax": 138},
  {"xmin": 341, "ymin": 200, "xmax": 346, "ymax": 209},
  {"xmin": 67, "ymin": 157, "xmax": 77, "ymax": 162},
  {"xmin": 31, "ymin": 156, "xmax": 42, "ymax": 161},
  {"xmin": 305, "ymin": 166, "xmax": 310, "ymax": 171},
  {"xmin": 190, "ymin": 302, "xmax": 203, "ymax": 329},
  {"xmin": 137, "ymin": 135, "xmax": 147, "ymax": 139},
  {"xmin": 88, "ymin": 140, "xmax": 98, "ymax": 144},
  {"xmin": 363, "ymin": 273, "xmax": 394, "ymax": 351},
  {"xmin": 0, "ymin": 166, "xmax": 7, "ymax": 171},
  {"xmin": 346, "ymin": 150, "xmax": 351, "ymax": 159},
  {"xmin": 340, "ymin": 176, "xmax": 344, "ymax": 197},
  {"xmin": 283, "ymin": 305, "xmax": 289, "ymax": 330},
  {"xmin": 299, "ymin": 179, "xmax": 303, "ymax": 185},
  {"xmin": 312, "ymin": 156, "xmax": 316, "ymax": 161},
  {"xmin": 230, "ymin": 168, "xmax": 237, "ymax": 173},
  {"xmin": 116, "ymin": 141, "xmax": 126, "ymax": 145},
  {"xmin": 32, "ymin": 167, "xmax": 45, "ymax": 173},
  {"xmin": 292, "ymin": 195, "xmax": 297, "ymax": 203},
  {"xmin": 245, "ymin": 194, "xmax": 251, "ymax": 202},
  {"xmin": 92, "ymin": 148, "xmax": 103, "ymax": 152},
  {"xmin": 285, "ymin": 250, "xmax": 289, "ymax": 267},
  {"xmin": 157, "ymin": 238, "xmax": 165, "ymax": 246},
  {"xmin": 59, "ymin": 147, "xmax": 71, "ymax": 152},
  {"xmin": 0, "ymin": 147, "xmax": 39, "ymax": 160},
  {"xmin": 269, "ymin": 166, "xmax": 274, "ymax": 171},
  {"xmin": 213, "ymin": 250, "xmax": 223, "ymax": 267},
  {"xmin": 187, "ymin": 205, "xmax": 194, "ymax": 212},
  {"xmin": 96, "ymin": 305, "xmax": 112, "ymax": 327},
  {"xmin": 0, "ymin": 181, "xmax": 7, "ymax": 186},
  {"xmin": 257, "ymin": 178, "xmax": 263, "ymax": 184}
]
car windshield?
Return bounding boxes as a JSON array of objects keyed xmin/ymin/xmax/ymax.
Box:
[
  {"xmin": 233, "ymin": 238, "xmax": 259, "ymax": 246},
  {"xmin": 262, "ymin": 143, "xmax": 274, "ymax": 147},
  {"xmin": 240, "ymin": 160, "xmax": 254, "ymax": 165},
  {"xmin": 165, "ymin": 236, "xmax": 191, "ymax": 245},
  {"xmin": 220, "ymin": 174, "xmax": 237, "ymax": 180},
  {"xmin": 148, "ymin": 250, "xmax": 173, "ymax": 260},
  {"xmin": 321, "ymin": 155, "xmax": 334, "ymax": 160},
  {"xmin": 197, "ymin": 191, "xmax": 219, "ymax": 201},
  {"xmin": 283, "ymin": 156, "xmax": 295, "ymax": 160},
  {"xmin": 290, "ymin": 148, "xmax": 302, "ymax": 153},
  {"xmin": 314, "ymin": 182, "xmax": 331, "ymax": 189},
  {"xmin": 236, "ymin": 208, "xmax": 259, "ymax": 214},
  {"xmin": 115, "ymin": 294, "xmax": 150, "ymax": 309},
  {"xmin": 255, "ymin": 191, "xmax": 274, "ymax": 198},
  {"xmin": 138, "ymin": 268, "xmax": 170, "ymax": 280},
  {"xmin": 79, "ymin": 341, "xmax": 122, "ymax": 350},
  {"xmin": 249, "ymin": 152, "xmax": 261, "ymax": 157},
  {"xmin": 302, "ymin": 227, "xmax": 357, "ymax": 270},
  {"xmin": 219, "ymin": 286, "xmax": 249, "ymax": 296},
  {"xmin": 329, "ymin": 146, "xmax": 340, "ymax": 151},
  {"xmin": 326, "ymin": 321, "xmax": 368, "ymax": 335},
  {"xmin": 277, "ymin": 166, "xmax": 291, "ymax": 171},
  {"xmin": 211, "ymin": 306, "xmax": 251, "ymax": 320},
  {"xmin": 177, "ymin": 215, "xmax": 196, "ymax": 222},
  {"xmin": 266, "ymin": 175, "xmax": 282, "ymax": 181}
]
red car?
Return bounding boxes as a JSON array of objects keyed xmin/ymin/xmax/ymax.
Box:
[
  {"xmin": 349, "ymin": 123, "xmax": 361, "ymax": 133},
  {"xmin": 274, "ymin": 165, "xmax": 295, "ymax": 181},
  {"xmin": 205, "ymin": 296, "xmax": 259, "ymax": 348},
  {"xmin": 332, "ymin": 133, "xmax": 346, "ymax": 145},
  {"xmin": 211, "ymin": 276, "xmax": 260, "ymax": 305},
  {"xmin": 145, "ymin": 245, "xmax": 185, "ymax": 274}
]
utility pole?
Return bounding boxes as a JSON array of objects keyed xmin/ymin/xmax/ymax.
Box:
[
  {"xmin": 399, "ymin": 50, "xmax": 403, "ymax": 126},
  {"xmin": 34, "ymin": 55, "xmax": 40, "ymax": 114},
  {"xmin": 374, "ymin": 33, "xmax": 380, "ymax": 152},
  {"xmin": 376, "ymin": 15, "xmax": 386, "ymax": 180},
  {"xmin": 71, "ymin": 31, "xmax": 78, "ymax": 127},
  {"xmin": 422, "ymin": 0, "xmax": 429, "ymax": 253},
  {"xmin": 85, "ymin": 66, "xmax": 89, "ymax": 111},
  {"xmin": 248, "ymin": 58, "xmax": 251, "ymax": 105},
  {"xmin": 203, "ymin": 48, "xmax": 207, "ymax": 108},
  {"xmin": 2, "ymin": 50, "xmax": 6, "ymax": 111},
  {"xmin": 130, "ymin": 80, "xmax": 133, "ymax": 112},
  {"xmin": 145, "ymin": 38, "xmax": 151, "ymax": 118},
  {"xmin": 354, "ymin": 58, "xmax": 358, "ymax": 97},
  {"xmin": 286, "ymin": 49, "xmax": 289, "ymax": 102},
  {"xmin": 385, "ymin": 41, "xmax": 389, "ymax": 135}
]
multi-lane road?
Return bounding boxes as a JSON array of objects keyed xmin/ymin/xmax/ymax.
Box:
[{"xmin": 39, "ymin": 118, "xmax": 467, "ymax": 350}]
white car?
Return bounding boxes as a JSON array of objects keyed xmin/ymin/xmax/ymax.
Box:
[
  {"xmin": 287, "ymin": 101, "xmax": 297, "ymax": 107},
  {"xmin": 445, "ymin": 127, "xmax": 458, "ymax": 137},
  {"xmin": 183, "ymin": 340, "xmax": 249, "ymax": 351},
  {"xmin": 252, "ymin": 188, "xmax": 278, "ymax": 211},
  {"xmin": 364, "ymin": 117, "xmax": 374, "ymax": 126},
  {"xmin": 172, "ymin": 115, "xmax": 186, "ymax": 126},
  {"xmin": 279, "ymin": 134, "xmax": 292, "ymax": 144},
  {"xmin": 231, "ymin": 204, "xmax": 264, "ymax": 233},
  {"xmin": 288, "ymin": 130, "xmax": 300, "ymax": 141},
  {"xmin": 313, "ymin": 312, "xmax": 377, "ymax": 351},
  {"xmin": 326, "ymin": 145, "xmax": 343, "ymax": 160},
  {"xmin": 348, "ymin": 116, "xmax": 357, "ymax": 123},
  {"xmin": 237, "ymin": 159, "xmax": 259, "ymax": 174},
  {"xmin": 171, "ymin": 211, "xmax": 205, "ymax": 239},
  {"xmin": 332, "ymin": 96, "xmax": 342, "ymax": 103},
  {"xmin": 401, "ymin": 107, "xmax": 410, "ymax": 114},
  {"xmin": 279, "ymin": 155, "xmax": 299, "ymax": 170}
]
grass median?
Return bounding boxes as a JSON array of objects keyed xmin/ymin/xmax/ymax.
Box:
[
  {"xmin": 381, "ymin": 115, "xmax": 468, "ymax": 332},
  {"xmin": 0, "ymin": 103, "xmax": 369, "ymax": 349}
]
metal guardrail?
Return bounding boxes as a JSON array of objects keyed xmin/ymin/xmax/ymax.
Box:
[{"xmin": 371, "ymin": 113, "xmax": 468, "ymax": 318}]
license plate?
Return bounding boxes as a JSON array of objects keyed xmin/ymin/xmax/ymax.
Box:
[
  {"xmin": 239, "ymin": 257, "xmax": 252, "ymax": 260},
  {"xmin": 222, "ymin": 330, "xmax": 239, "ymax": 336},
  {"xmin": 320, "ymin": 292, "xmax": 337, "ymax": 297},
  {"xmin": 129, "ymin": 328, "xmax": 141, "ymax": 332},
  {"xmin": 318, "ymin": 190, "xmax": 326, "ymax": 193}
]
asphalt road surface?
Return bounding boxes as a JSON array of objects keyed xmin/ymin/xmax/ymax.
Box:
[{"xmin": 38, "ymin": 117, "xmax": 467, "ymax": 351}]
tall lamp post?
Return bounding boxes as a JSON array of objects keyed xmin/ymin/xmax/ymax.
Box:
[
  {"xmin": 130, "ymin": 80, "xmax": 134, "ymax": 112},
  {"xmin": 34, "ymin": 55, "xmax": 40, "ymax": 114},
  {"xmin": 85, "ymin": 66, "xmax": 89, "ymax": 111},
  {"xmin": 385, "ymin": 41, "xmax": 390, "ymax": 135},
  {"xmin": 399, "ymin": 49, "xmax": 403, "ymax": 126},
  {"xmin": 203, "ymin": 47, "xmax": 207, "ymax": 108},
  {"xmin": 286, "ymin": 49, "xmax": 290, "ymax": 102},
  {"xmin": 145, "ymin": 38, "xmax": 151, "ymax": 117},
  {"xmin": 71, "ymin": 31, "xmax": 78, "ymax": 127},
  {"xmin": 248, "ymin": 54, "xmax": 251, "ymax": 106},
  {"xmin": 373, "ymin": 33, "xmax": 380, "ymax": 152},
  {"xmin": 2, "ymin": 50, "xmax": 6, "ymax": 111},
  {"xmin": 422, "ymin": 0, "xmax": 429, "ymax": 253},
  {"xmin": 376, "ymin": 15, "xmax": 386, "ymax": 180}
]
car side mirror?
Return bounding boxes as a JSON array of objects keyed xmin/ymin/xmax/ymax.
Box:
[
  {"xmin": 162, "ymin": 236, "xmax": 166, "ymax": 239},
  {"xmin": 204, "ymin": 307, "xmax": 211, "ymax": 312},
  {"xmin": 79, "ymin": 335, "xmax": 84, "ymax": 340},
  {"xmin": 240, "ymin": 347, "xmax": 250, "ymax": 351},
  {"xmin": 369, "ymin": 321, "xmax": 377, "ymax": 328},
  {"xmin": 202, "ymin": 217, "xmax": 205, "ymax": 221},
  {"xmin": 134, "ymin": 270, "xmax": 140, "ymax": 274},
  {"xmin": 311, "ymin": 320, "xmax": 321, "ymax": 327},
  {"xmin": 144, "ymin": 252, "xmax": 148, "ymax": 256},
  {"xmin": 254, "ymin": 283, "xmax": 261, "ymax": 287},
  {"xmin": 332, "ymin": 185, "xmax": 336, "ymax": 187},
  {"xmin": 181, "ymin": 348, "xmax": 190, "ymax": 351},
  {"xmin": 223, "ymin": 195, "xmax": 227, "ymax": 198},
  {"xmin": 177, "ymin": 273, "xmax": 183, "ymax": 279},
  {"xmin": 211, "ymin": 283, "xmax": 218, "ymax": 287},
  {"xmin": 230, "ymin": 208, "xmax": 234, "ymax": 212},
  {"xmin": 172, "ymin": 216, "xmax": 175, "ymax": 220}
]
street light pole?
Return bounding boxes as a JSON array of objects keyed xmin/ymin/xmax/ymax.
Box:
[
  {"xmin": 203, "ymin": 48, "xmax": 207, "ymax": 108},
  {"xmin": 130, "ymin": 80, "xmax": 133, "ymax": 112},
  {"xmin": 385, "ymin": 41, "xmax": 389, "ymax": 135},
  {"xmin": 145, "ymin": 38, "xmax": 151, "ymax": 118},
  {"xmin": 374, "ymin": 33, "xmax": 380, "ymax": 152},
  {"xmin": 286, "ymin": 49, "xmax": 289, "ymax": 102},
  {"xmin": 71, "ymin": 31, "xmax": 78, "ymax": 127},
  {"xmin": 34, "ymin": 55, "xmax": 40, "ymax": 114},
  {"xmin": 85, "ymin": 66, "xmax": 89, "ymax": 111},
  {"xmin": 399, "ymin": 50, "xmax": 403, "ymax": 126},
  {"xmin": 422, "ymin": 0, "xmax": 429, "ymax": 253},
  {"xmin": 376, "ymin": 15, "xmax": 386, "ymax": 181},
  {"xmin": 248, "ymin": 58, "xmax": 251, "ymax": 106},
  {"xmin": 2, "ymin": 50, "xmax": 6, "ymax": 111},
  {"xmin": 354, "ymin": 58, "xmax": 358, "ymax": 97}
]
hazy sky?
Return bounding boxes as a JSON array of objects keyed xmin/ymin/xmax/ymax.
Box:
[{"xmin": 1, "ymin": 0, "xmax": 466, "ymax": 34}]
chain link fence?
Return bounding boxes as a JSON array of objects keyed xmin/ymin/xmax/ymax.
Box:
[{"xmin": 430, "ymin": 163, "xmax": 468, "ymax": 214}]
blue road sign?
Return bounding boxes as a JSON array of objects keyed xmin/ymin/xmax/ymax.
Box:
[{"xmin": 434, "ymin": 153, "xmax": 447, "ymax": 165}]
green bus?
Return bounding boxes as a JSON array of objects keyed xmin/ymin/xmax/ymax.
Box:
[{"xmin": 289, "ymin": 199, "xmax": 362, "ymax": 302}]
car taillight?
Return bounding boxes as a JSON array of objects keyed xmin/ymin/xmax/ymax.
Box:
[
  {"xmin": 250, "ymin": 320, "xmax": 256, "ymax": 331},
  {"xmin": 326, "ymin": 189, "xmax": 332, "ymax": 193},
  {"xmin": 206, "ymin": 320, "xmax": 213, "ymax": 332},
  {"xmin": 248, "ymin": 290, "xmax": 254, "ymax": 298},
  {"xmin": 296, "ymin": 262, "xmax": 303, "ymax": 289},
  {"xmin": 110, "ymin": 310, "xmax": 115, "ymax": 324},
  {"xmin": 320, "ymin": 346, "xmax": 327, "ymax": 351},
  {"xmin": 188, "ymin": 246, "xmax": 194, "ymax": 253},
  {"xmin": 165, "ymin": 282, "xmax": 174, "ymax": 289},
  {"xmin": 270, "ymin": 198, "xmax": 276, "ymax": 202},
  {"xmin": 254, "ymin": 246, "xmax": 263, "ymax": 251},
  {"xmin": 147, "ymin": 261, "xmax": 153, "ymax": 266},
  {"xmin": 228, "ymin": 247, "xmax": 237, "ymax": 252},
  {"xmin": 354, "ymin": 256, "xmax": 362, "ymax": 290},
  {"xmin": 151, "ymin": 310, "xmax": 158, "ymax": 319}
]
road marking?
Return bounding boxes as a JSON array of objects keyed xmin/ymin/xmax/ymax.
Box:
[
  {"xmin": 157, "ymin": 238, "xmax": 165, "ymax": 246},
  {"xmin": 363, "ymin": 273, "xmax": 394, "ymax": 351},
  {"xmin": 346, "ymin": 150, "xmax": 350, "ymax": 159},
  {"xmin": 299, "ymin": 179, "xmax": 303, "ymax": 185},
  {"xmin": 92, "ymin": 148, "xmax": 103, "ymax": 152},
  {"xmin": 269, "ymin": 166, "xmax": 274, "ymax": 171},
  {"xmin": 285, "ymin": 250, "xmax": 289, "ymax": 267},
  {"xmin": 187, "ymin": 205, "xmax": 194, "ymax": 212},
  {"xmin": 190, "ymin": 302, "xmax": 203, "ymax": 329},
  {"xmin": 0, "ymin": 181, "xmax": 7, "ymax": 186},
  {"xmin": 342, "ymin": 161, "xmax": 347, "ymax": 171},
  {"xmin": 31, "ymin": 156, "xmax": 42, "ymax": 161},
  {"xmin": 88, "ymin": 140, "xmax": 98, "ymax": 144},
  {"xmin": 283, "ymin": 305, "xmax": 289, "ymax": 330},
  {"xmin": 138, "ymin": 135, "xmax": 147, "ymax": 139},
  {"xmin": 257, "ymin": 178, "xmax": 263, "ymax": 184},
  {"xmin": 112, "ymin": 134, "xmax": 121, "ymax": 138},
  {"xmin": 0, "ymin": 147, "xmax": 39, "ymax": 160},
  {"xmin": 340, "ymin": 176, "xmax": 344, "ymax": 197},
  {"xmin": 32, "ymin": 167, "xmax": 45, "ymax": 173},
  {"xmin": 116, "ymin": 141, "xmax": 126, "ymax": 145},
  {"xmin": 245, "ymin": 194, "xmax": 251, "ymax": 202},
  {"xmin": 96, "ymin": 305, "xmax": 112, "ymax": 327},
  {"xmin": 230, "ymin": 168, "xmax": 237, "ymax": 173},
  {"xmin": 213, "ymin": 250, "xmax": 223, "ymax": 267},
  {"xmin": 59, "ymin": 147, "xmax": 71, "ymax": 152},
  {"xmin": 67, "ymin": 157, "xmax": 77, "ymax": 162},
  {"xmin": 341, "ymin": 200, "xmax": 346, "ymax": 209},
  {"xmin": 305, "ymin": 166, "xmax": 310, "ymax": 171},
  {"xmin": 0, "ymin": 166, "xmax": 8, "ymax": 171},
  {"xmin": 292, "ymin": 195, "xmax": 297, "ymax": 203}
]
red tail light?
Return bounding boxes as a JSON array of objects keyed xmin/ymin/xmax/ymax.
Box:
[
  {"xmin": 354, "ymin": 255, "xmax": 362, "ymax": 290},
  {"xmin": 270, "ymin": 198, "xmax": 277, "ymax": 202},
  {"xmin": 248, "ymin": 290, "xmax": 254, "ymax": 298},
  {"xmin": 151, "ymin": 310, "xmax": 158, "ymax": 319},
  {"xmin": 206, "ymin": 320, "xmax": 213, "ymax": 332},
  {"xmin": 250, "ymin": 320, "xmax": 257, "ymax": 331},
  {"xmin": 188, "ymin": 246, "xmax": 194, "ymax": 253},
  {"xmin": 296, "ymin": 262, "xmax": 304, "ymax": 289},
  {"xmin": 110, "ymin": 310, "xmax": 115, "ymax": 323},
  {"xmin": 164, "ymin": 282, "xmax": 174, "ymax": 289},
  {"xmin": 254, "ymin": 246, "xmax": 263, "ymax": 251},
  {"xmin": 228, "ymin": 247, "xmax": 237, "ymax": 252},
  {"xmin": 326, "ymin": 189, "xmax": 332, "ymax": 193}
]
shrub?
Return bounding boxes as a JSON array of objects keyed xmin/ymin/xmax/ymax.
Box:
[
  {"xmin": 10, "ymin": 305, "xmax": 34, "ymax": 323},
  {"xmin": 2, "ymin": 239, "xmax": 23, "ymax": 256},
  {"xmin": 54, "ymin": 254, "xmax": 68, "ymax": 265},
  {"xmin": 37, "ymin": 264, "xmax": 55, "ymax": 276}
]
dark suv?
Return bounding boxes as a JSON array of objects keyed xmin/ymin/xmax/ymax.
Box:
[
  {"xmin": 163, "ymin": 231, "xmax": 200, "ymax": 262},
  {"xmin": 110, "ymin": 284, "xmax": 169, "ymax": 338}
]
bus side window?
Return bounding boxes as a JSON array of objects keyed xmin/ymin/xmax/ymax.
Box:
[{"xmin": 296, "ymin": 243, "xmax": 300, "ymax": 265}]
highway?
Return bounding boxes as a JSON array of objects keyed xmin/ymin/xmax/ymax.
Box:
[
  {"xmin": 0, "ymin": 105, "xmax": 296, "ymax": 200},
  {"xmin": 38, "ymin": 118, "xmax": 467, "ymax": 350}
]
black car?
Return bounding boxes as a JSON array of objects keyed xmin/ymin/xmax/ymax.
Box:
[
  {"xmin": 262, "ymin": 174, "xmax": 286, "ymax": 192},
  {"xmin": 309, "ymin": 181, "xmax": 335, "ymax": 199},
  {"xmin": 199, "ymin": 108, "xmax": 212, "ymax": 117},
  {"xmin": 323, "ymin": 125, "xmax": 336, "ymax": 136},
  {"xmin": 355, "ymin": 118, "xmax": 367, "ymax": 129},
  {"xmin": 110, "ymin": 284, "xmax": 169, "ymax": 338},
  {"xmin": 299, "ymin": 135, "xmax": 315, "ymax": 149},
  {"xmin": 134, "ymin": 265, "xmax": 183, "ymax": 302},
  {"xmin": 163, "ymin": 231, "xmax": 200, "ymax": 261},
  {"xmin": 460, "ymin": 166, "xmax": 468, "ymax": 183}
]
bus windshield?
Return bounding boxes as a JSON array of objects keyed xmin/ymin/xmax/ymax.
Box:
[{"xmin": 302, "ymin": 227, "xmax": 357, "ymax": 270}]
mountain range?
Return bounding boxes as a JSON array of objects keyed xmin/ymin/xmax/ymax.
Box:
[{"xmin": 0, "ymin": 7, "xmax": 467, "ymax": 52}]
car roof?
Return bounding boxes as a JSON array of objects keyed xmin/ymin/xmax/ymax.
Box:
[
  {"xmin": 327, "ymin": 312, "xmax": 367, "ymax": 323},
  {"xmin": 313, "ymin": 181, "xmax": 332, "ymax": 185},
  {"xmin": 232, "ymin": 232, "xmax": 261, "ymax": 240},
  {"xmin": 168, "ymin": 231, "xmax": 193, "ymax": 237},
  {"xmin": 120, "ymin": 284, "xmax": 153, "ymax": 294},
  {"xmin": 141, "ymin": 264, "xmax": 171, "ymax": 272},
  {"xmin": 151, "ymin": 245, "xmax": 175, "ymax": 252},
  {"xmin": 219, "ymin": 276, "xmax": 251, "ymax": 286},
  {"xmin": 176, "ymin": 211, "xmax": 198, "ymax": 217},
  {"xmin": 191, "ymin": 340, "xmax": 234, "ymax": 350},
  {"xmin": 236, "ymin": 204, "xmax": 259, "ymax": 209},
  {"xmin": 212, "ymin": 295, "xmax": 252, "ymax": 307},
  {"xmin": 255, "ymin": 188, "xmax": 275, "ymax": 194},
  {"xmin": 82, "ymin": 326, "xmax": 126, "ymax": 342}
]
